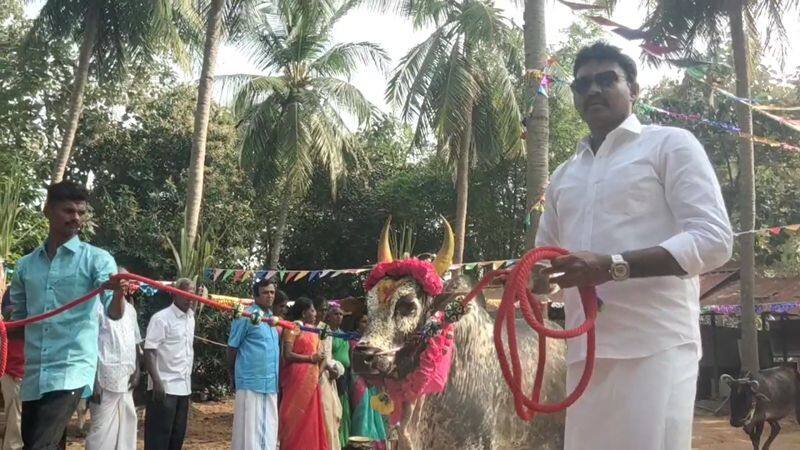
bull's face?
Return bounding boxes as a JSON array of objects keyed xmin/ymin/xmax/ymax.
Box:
[
  {"xmin": 722, "ymin": 373, "xmax": 770, "ymax": 427},
  {"xmin": 352, "ymin": 217, "xmax": 454, "ymax": 381}
]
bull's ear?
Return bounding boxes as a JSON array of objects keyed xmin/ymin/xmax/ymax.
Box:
[{"xmin": 754, "ymin": 392, "xmax": 771, "ymax": 402}]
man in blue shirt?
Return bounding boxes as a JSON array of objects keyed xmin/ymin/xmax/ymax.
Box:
[
  {"xmin": 9, "ymin": 181, "xmax": 127, "ymax": 449},
  {"xmin": 227, "ymin": 277, "xmax": 281, "ymax": 450}
]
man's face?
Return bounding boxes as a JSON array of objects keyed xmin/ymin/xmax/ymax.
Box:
[
  {"xmin": 44, "ymin": 200, "xmax": 87, "ymax": 237},
  {"xmin": 255, "ymin": 284, "xmax": 276, "ymax": 309},
  {"xmin": 572, "ymin": 60, "xmax": 638, "ymax": 132},
  {"xmin": 173, "ymin": 284, "xmax": 195, "ymax": 312}
]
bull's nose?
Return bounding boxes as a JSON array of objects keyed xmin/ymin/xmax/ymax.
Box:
[{"xmin": 352, "ymin": 344, "xmax": 394, "ymax": 375}]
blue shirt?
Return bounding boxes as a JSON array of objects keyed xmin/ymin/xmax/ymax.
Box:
[
  {"xmin": 227, "ymin": 305, "xmax": 280, "ymax": 394},
  {"xmin": 9, "ymin": 236, "xmax": 116, "ymax": 401}
]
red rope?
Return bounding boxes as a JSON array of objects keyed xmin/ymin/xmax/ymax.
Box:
[
  {"xmin": 0, "ymin": 273, "xmax": 299, "ymax": 376},
  {"xmin": 462, "ymin": 247, "xmax": 598, "ymax": 421}
]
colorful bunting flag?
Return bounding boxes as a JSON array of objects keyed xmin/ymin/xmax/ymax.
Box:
[
  {"xmin": 557, "ymin": 0, "xmax": 605, "ymax": 10},
  {"xmin": 222, "ymin": 270, "xmax": 234, "ymax": 282},
  {"xmin": 213, "ymin": 269, "xmax": 224, "ymax": 282}
]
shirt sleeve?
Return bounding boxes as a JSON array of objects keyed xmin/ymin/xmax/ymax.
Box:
[
  {"xmin": 9, "ymin": 260, "xmax": 27, "ymax": 321},
  {"xmin": 227, "ymin": 318, "xmax": 248, "ymax": 348},
  {"xmin": 93, "ymin": 250, "xmax": 117, "ymax": 311},
  {"xmin": 144, "ymin": 315, "xmax": 165, "ymax": 350},
  {"xmin": 657, "ymin": 130, "xmax": 734, "ymax": 277},
  {"xmin": 131, "ymin": 306, "xmax": 142, "ymax": 343}
]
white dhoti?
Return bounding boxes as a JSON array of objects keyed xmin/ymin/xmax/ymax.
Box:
[
  {"xmin": 231, "ymin": 389, "xmax": 278, "ymax": 450},
  {"xmin": 565, "ymin": 343, "xmax": 698, "ymax": 450},
  {"xmin": 85, "ymin": 390, "xmax": 138, "ymax": 450}
]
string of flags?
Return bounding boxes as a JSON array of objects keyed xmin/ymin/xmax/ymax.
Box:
[
  {"xmin": 734, "ymin": 224, "xmax": 800, "ymax": 237},
  {"xmin": 203, "ymin": 259, "xmax": 522, "ymax": 284}
]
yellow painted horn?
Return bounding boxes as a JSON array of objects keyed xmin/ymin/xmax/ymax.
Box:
[
  {"xmin": 378, "ymin": 217, "xmax": 394, "ymax": 263},
  {"xmin": 432, "ymin": 217, "xmax": 455, "ymax": 276}
]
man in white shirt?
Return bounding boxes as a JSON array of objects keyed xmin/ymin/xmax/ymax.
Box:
[
  {"xmin": 535, "ymin": 42, "xmax": 733, "ymax": 450},
  {"xmin": 143, "ymin": 278, "xmax": 196, "ymax": 450},
  {"xmin": 86, "ymin": 268, "xmax": 142, "ymax": 450}
]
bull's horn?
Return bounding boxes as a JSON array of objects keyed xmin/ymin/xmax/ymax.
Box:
[
  {"xmin": 720, "ymin": 374, "xmax": 735, "ymax": 385},
  {"xmin": 378, "ymin": 217, "xmax": 394, "ymax": 263},
  {"xmin": 748, "ymin": 380, "xmax": 760, "ymax": 390},
  {"xmin": 432, "ymin": 216, "xmax": 455, "ymax": 276}
]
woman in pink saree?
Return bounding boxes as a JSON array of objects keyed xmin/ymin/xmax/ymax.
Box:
[{"xmin": 279, "ymin": 297, "xmax": 329, "ymax": 450}]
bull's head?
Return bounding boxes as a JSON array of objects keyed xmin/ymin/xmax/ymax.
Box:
[
  {"xmin": 352, "ymin": 217, "xmax": 456, "ymax": 380},
  {"xmin": 721, "ymin": 373, "xmax": 771, "ymax": 427}
]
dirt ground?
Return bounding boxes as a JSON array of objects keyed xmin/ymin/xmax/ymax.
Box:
[{"xmin": 60, "ymin": 400, "xmax": 800, "ymax": 449}]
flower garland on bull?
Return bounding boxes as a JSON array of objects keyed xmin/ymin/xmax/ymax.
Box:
[{"xmin": 355, "ymin": 217, "xmax": 469, "ymax": 424}]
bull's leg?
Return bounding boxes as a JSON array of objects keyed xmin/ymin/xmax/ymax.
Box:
[
  {"xmin": 761, "ymin": 420, "xmax": 781, "ymax": 450},
  {"xmin": 747, "ymin": 422, "xmax": 764, "ymax": 450}
]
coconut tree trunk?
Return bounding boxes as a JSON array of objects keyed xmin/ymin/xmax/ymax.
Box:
[
  {"xmin": 728, "ymin": 0, "xmax": 759, "ymax": 373},
  {"xmin": 453, "ymin": 135, "xmax": 471, "ymax": 265},
  {"xmin": 523, "ymin": 0, "xmax": 549, "ymax": 249},
  {"xmin": 184, "ymin": 0, "xmax": 226, "ymax": 249},
  {"xmin": 268, "ymin": 182, "xmax": 294, "ymax": 269},
  {"xmin": 51, "ymin": 7, "xmax": 99, "ymax": 183},
  {"xmin": 0, "ymin": 260, "xmax": 6, "ymax": 302}
]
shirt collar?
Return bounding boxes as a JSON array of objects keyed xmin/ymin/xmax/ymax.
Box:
[
  {"xmin": 577, "ymin": 114, "xmax": 642, "ymax": 155},
  {"xmin": 170, "ymin": 303, "xmax": 188, "ymax": 318},
  {"xmin": 40, "ymin": 235, "xmax": 82, "ymax": 257}
]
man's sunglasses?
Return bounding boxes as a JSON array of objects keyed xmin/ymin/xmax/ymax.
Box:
[{"xmin": 570, "ymin": 71, "xmax": 621, "ymax": 96}]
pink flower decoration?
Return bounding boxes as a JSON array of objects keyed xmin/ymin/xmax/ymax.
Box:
[{"xmin": 364, "ymin": 259, "xmax": 443, "ymax": 297}]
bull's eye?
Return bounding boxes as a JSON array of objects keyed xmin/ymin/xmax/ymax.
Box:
[{"xmin": 395, "ymin": 295, "xmax": 418, "ymax": 317}]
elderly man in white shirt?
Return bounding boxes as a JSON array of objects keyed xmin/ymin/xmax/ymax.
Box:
[
  {"xmin": 535, "ymin": 42, "xmax": 733, "ymax": 450},
  {"xmin": 85, "ymin": 269, "xmax": 142, "ymax": 450},
  {"xmin": 143, "ymin": 278, "xmax": 196, "ymax": 450}
]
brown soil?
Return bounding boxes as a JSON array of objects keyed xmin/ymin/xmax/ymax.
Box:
[{"xmin": 61, "ymin": 400, "xmax": 800, "ymax": 449}]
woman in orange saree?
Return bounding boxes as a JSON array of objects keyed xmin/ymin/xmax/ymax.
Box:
[{"xmin": 279, "ymin": 297, "xmax": 329, "ymax": 450}]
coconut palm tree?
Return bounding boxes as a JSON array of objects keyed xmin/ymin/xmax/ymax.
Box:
[
  {"xmin": 32, "ymin": 0, "xmax": 194, "ymax": 183},
  {"xmin": 183, "ymin": 0, "xmax": 265, "ymax": 249},
  {"xmin": 639, "ymin": 0, "xmax": 799, "ymax": 372},
  {"xmin": 221, "ymin": 0, "xmax": 388, "ymax": 268},
  {"xmin": 387, "ymin": 0, "xmax": 522, "ymax": 264},
  {"xmin": 522, "ymin": 0, "xmax": 549, "ymax": 248}
]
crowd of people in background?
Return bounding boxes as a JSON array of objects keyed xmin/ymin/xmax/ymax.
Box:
[{"xmin": 1, "ymin": 180, "xmax": 387, "ymax": 450}]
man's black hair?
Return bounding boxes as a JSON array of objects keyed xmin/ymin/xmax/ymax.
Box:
[
  {"xmin": 252, "ymin": 277, "xmax": 278, "ymax": 299},
  {"xmin": 573, "ymin": 41, "xmax": 638, "ymax": 83},
  {"xmin": 46, "ymin": 180, "xmax": 89, "ymax": 205}
]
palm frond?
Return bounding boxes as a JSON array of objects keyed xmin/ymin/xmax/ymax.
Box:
[{"xmin": 311, "ymin": 41, "xmax": 389, "ymax": 77}]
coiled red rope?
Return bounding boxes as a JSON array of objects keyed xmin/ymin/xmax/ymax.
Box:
[
  {"xmin": 460, "ymin": 246, "xmax": 599, "ymax": 421},
  {"xmin": 0, "ymin": 273, "xmax": 299, "ymax": 377}
]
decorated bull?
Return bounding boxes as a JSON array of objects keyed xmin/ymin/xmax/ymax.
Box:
[
  {"xmin": 721, "ymin": 366, "xmax": 800, "ymax": 450},
  {"xmin": 352, "ymin": 218, "xmax": 566, "ymax": 449}
]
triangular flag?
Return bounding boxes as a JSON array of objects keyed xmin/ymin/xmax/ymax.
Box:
[
  {"xmin": 355, "ymin": 269, "xmax": 369, "ymax": 274},
  {"xmin": 492, "ymin": 261, "xmax": 503, "ymax": 270},
  {"xmin": 506, "ymin": 259, "xmax": 518, "ymax": 267},
  {"xmin": 213, "ymin": 269, "xmax": 224, "ymax": 282},
  {"xmin": 464, "ymin": 263, "xmax": 477, "ymax": 271},
  {"xmin": 308, "ymin": 271, "xmax": 320, "ymax": 282},
  {"xmin": 331, "ymin": 270, "xmax": 343, "ymax": 278},
  {"xmin": 255, "ymin": 270, "xmax": 266, "ymax": 280},
  {"xmin": 278, "ymin": 271, "xmax": 286, "ymax": 282},
  {"xmin": 320, "ymin": 270, "xmax": 332, "ymax": 279},
  {"xmin": 558, "ymin": 0, "xmax": 605, "ymax": 10},
  {"xmin": 612, "ymin": 26, "xmax": 647, "ymax": 40},
  {"xmin": 783, "ymin": 224, "xmax": 800, "ymax": 234},
  {"xmin": 203, "ymin": 268, "xmax": 213, "ymax": 280},
  {"xmin": 264, "ymin": 270, "xmax": 276, "ymax": 280},
  {"xmin": 294, "ymin": 271, "xmax": 309, "ymax": 281},
  {"xmin": 769, "ymin": 227, "xmax": 782, "ymax": 236},
  {"xmin": 233, "ymin": 270, "xmax": 245, "ymax": 282},
  {"xmin": 242, "ymin": 271, "xmax": 253, "ymax": 281},
  {"xmin": 284, "ymin": 272, "xmax": 297, "ymax": 283},
  {"xmin": 222, "ymin": 270, "xmax": 234, "ymax": 282}
]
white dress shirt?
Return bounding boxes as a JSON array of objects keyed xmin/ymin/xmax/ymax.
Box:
[
  {"xmin": 96, "ymin": 302, "xmax": 142, "ymax": 393},
  {"xmin": 536, "ymin": 114, "xmax": 733, "ymax": 364},
  {"xmin": 144, "ymin": 304, "xmax": 195, "ymax": 396}
]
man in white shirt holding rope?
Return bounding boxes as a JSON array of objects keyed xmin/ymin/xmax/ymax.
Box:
[{"xmin": 535, "ymin": 42, "xmax": 733, "ymax": 450}]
